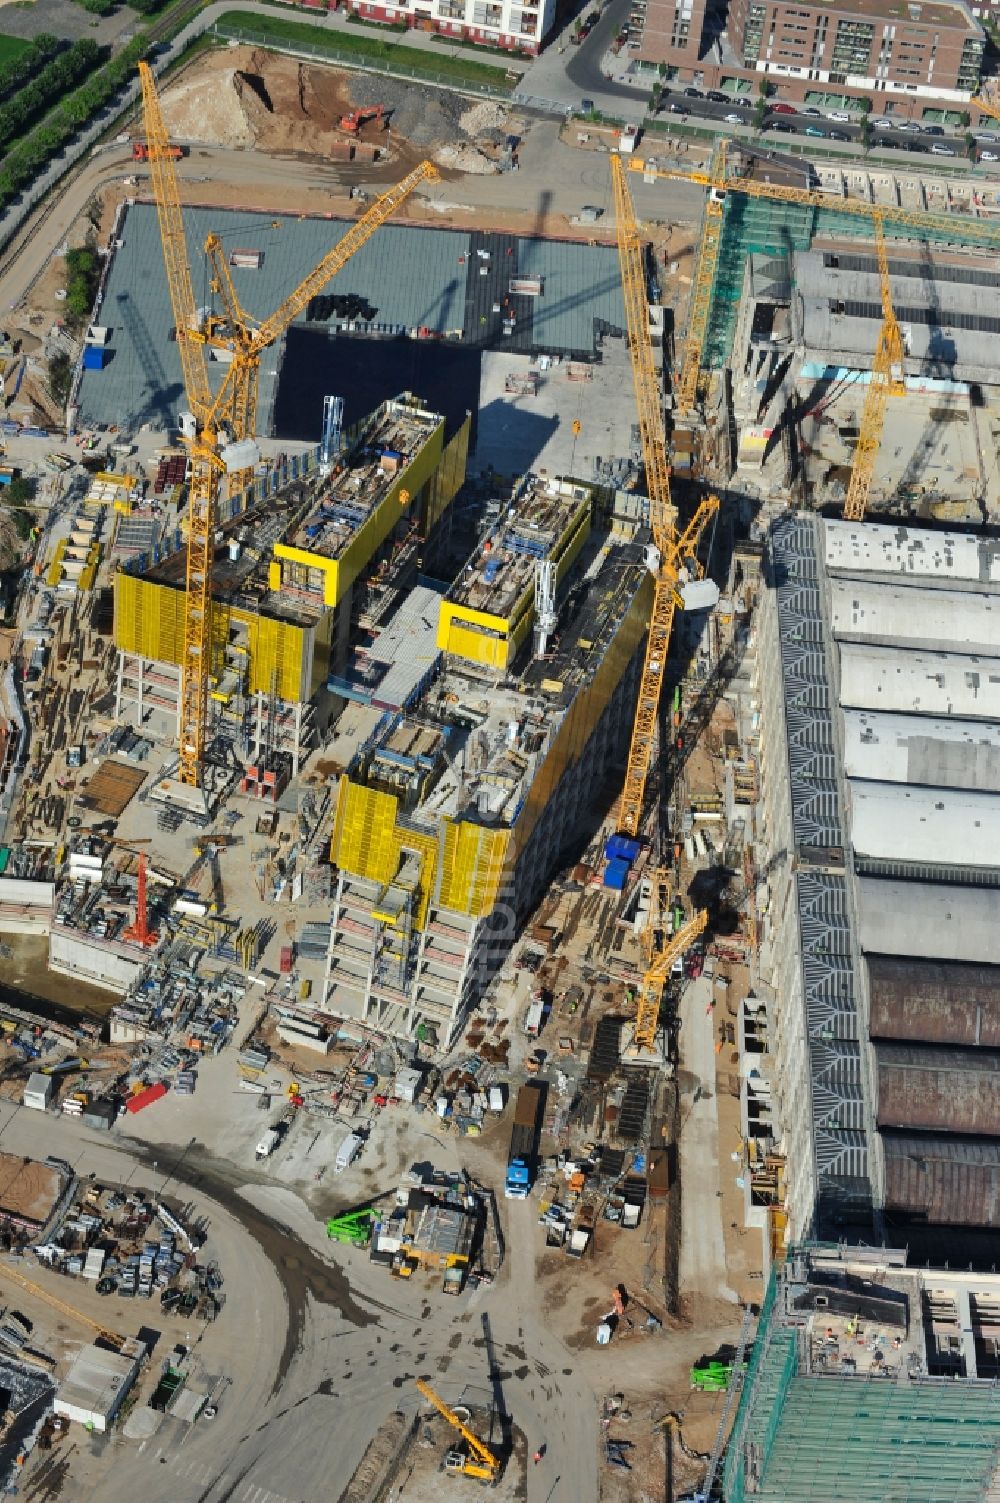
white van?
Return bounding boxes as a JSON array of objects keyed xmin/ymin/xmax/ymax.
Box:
[{"xmin": 335, "ymin": 1132, "xmax": 363, "ymax": 1173}]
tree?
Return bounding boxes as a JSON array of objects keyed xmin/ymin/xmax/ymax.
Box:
[
  {"xmin": 651, "ymin": 81, "xmax": 663, "ymax": 114},
  {"xmin": 48, "ymin": 350, "xmax": 72, "ymax": 407},
  {"xmin": 10, "ymin": 507, "xmax": 33, "ymax": 542},
  {"xmin": 6, "ymin": 477, "xmax": 35, "ymax": 506},
  {"xmin": 966, "ymin": 130, "xmax": 977, "ymax": 160}
]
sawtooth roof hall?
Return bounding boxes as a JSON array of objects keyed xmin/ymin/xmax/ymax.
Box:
[{"xmin": 757, "ymin": 514, "xmax": 1000, "ymax": 1259}]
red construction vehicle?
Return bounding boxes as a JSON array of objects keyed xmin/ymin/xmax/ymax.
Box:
[
  {"xmin": 132, "ymin": 141, "xmax": 185, "ymax": 161},
  {"xmin": 339, "ymin": 105, "xmax": 387, "ymax": 135}
]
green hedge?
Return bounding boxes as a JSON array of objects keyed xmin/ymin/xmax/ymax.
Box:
[
  {"xmin": 214, "ymin": 10, "xmax": 518, "ymax": 87},
  {"xmin": 0, "ymin": 38, "xmax": 101, "ymax": 152},
  {"xmin": 0, "ymin": 33, "xmax": 59, "ymax": 101},
  {"xmin": 0, "ymin": 35, "xmax": 148, "ymax": 212}
]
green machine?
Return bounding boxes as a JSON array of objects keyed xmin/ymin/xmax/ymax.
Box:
[
  {"xmin": 326, "ymin": 1210, "xmax": 375, "ymax": 1247},
  {"xmin": 690, "ymin": 1360, "xmax": 733, "ymax": 1392}
]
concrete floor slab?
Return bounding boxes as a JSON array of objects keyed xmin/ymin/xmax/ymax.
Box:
[
  {"xmin": 678, "ymin": 974, "xmax": 738, "ymax": 1305},
  {"xmin": 473, "ymin": 337, "xmax": 640, "ymax": 480}
]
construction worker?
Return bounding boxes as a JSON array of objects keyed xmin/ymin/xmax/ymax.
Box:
[{"xmin": 533, "ymin": 1448, "xmax": 544, "ymax": 1465}]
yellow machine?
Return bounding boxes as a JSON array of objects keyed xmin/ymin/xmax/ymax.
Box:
[
  {"xmin": 635, "ymin": 902, "xmax": 708, "ymax": 1053},
  {"xmin": 609, "ymin": 153, "xmax": 719, "ymax": 848},
  {"xmin": 414, "ymin": 1378, "xmax": 501, "ymax": 1484},
  {"xmin": 842, "ymin": 210, "xmax": 905, "ymax": 523},
  {"xmin": 137, "ymin": 62, "xmax": 439, "ymax": 789}
]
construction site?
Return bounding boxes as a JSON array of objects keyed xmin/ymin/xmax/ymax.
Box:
[{"xmin": 2, "ymin": 19, "xmax": 1000, "ymax": 1500}]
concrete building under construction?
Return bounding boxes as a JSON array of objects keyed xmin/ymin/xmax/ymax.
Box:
[
  {"xmin": 753, "ymin": 512, "xmax": 1000, "ymax": 1259},
  {"xmin": 324, "ymin": 475, "xmax": 653, "ymax": 1046},
  {"xmin": 112, "ymin": 395, "xmax": 469, "ymax": 781},
  {"xmin": 724, "ymin": 1244, "xmax": 1000, "ymax": 1503}
]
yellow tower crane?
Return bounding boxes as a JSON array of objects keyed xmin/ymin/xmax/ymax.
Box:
[
  {"xmin": 137, "ymin": 62, "xmax": 439, "ymax": 790},
  {"xmin": 609, "ymin": 153, "xmax": 719, "ymax": 850},
  {"xmin": 413, "ymin": 1378, "xmax": 501, "ymax": 1483},
  {"xmin": 635, "ymin": 902, "xmax": 709, "ymax": 1053},
  {"xmin": 842, "ymin": 210, "xmax": 905, "ymax": 522},
  {"xmin": 629, "ymin": 145, "xmax": 1000, "ymax": 414},
  {"xmin": 675, "ymin": 141, "xmax": 728, "ymax": 416}
]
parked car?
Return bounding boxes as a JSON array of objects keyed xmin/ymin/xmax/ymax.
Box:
[
  {"xmin": 668, "ymin": 102, "xmax": 688, "ymax": 114},
  {"xmin": 872, "ymin": 119, "xmax": 895, "ymax": 130},
  {"xmin": 981, "ymin": 149, "xmax": 1000, "ymax": 161},
  {"xmin": 895, "ymin": 120, "xmax": 920, "ymax": 132},
  {"xmin": 771, "ymin": 103, "xmax": 796, "ymax": 114},
  {"xmin": 801, "ymin": 107, "xmax": 822, "ymax": 116},
  {"xmin": 976, "ymin": 130, "xmax": 999, "ymax": 141},
  {"xmin": 930, "ymin": 143, "xmax": 956, "ymax": 155},
  {"xmin": 804, "ymin": 126, "xmax": 825, "ymax": 136},
  {"xmin": 707, "ymin": 90, "xmax": 730, "ymax": 103},
  {"xmin": 827, "ymin": 130, "xmax": 850, "ymax": 141},
  {"xmin": 683, "ymin": 86, "xmax": 703, "ymax": 97},
  {"xmin": 724, "ymin": 112, "xmax": 744, "ymax": 124},
  {"xmin": 766, "ymin": 122, "xmax": 795, "ymax": 132},
  {"xmin": 827, "ymin": 110, "xmax": 851, "ymax": 121},
  {"xmin": 923, "ymin": 124, "xmax": 945, "ymax": 136}
]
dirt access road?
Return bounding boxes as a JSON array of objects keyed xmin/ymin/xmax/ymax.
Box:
[{"xmin": 0, "ymin": 1098, "xmax": 609, "ymax": 1503}]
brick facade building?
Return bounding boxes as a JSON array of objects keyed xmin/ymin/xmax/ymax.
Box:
[{"xmin": 635, "ymin": 0, "xmax": 985, "ymax": 106}]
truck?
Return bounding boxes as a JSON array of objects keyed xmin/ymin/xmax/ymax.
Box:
[
  {"xmin": 132, "ymin": 141, "xmax": 185, "ymax": 161},
  {"xmin": 256, "ymin": 1128, "xmax": 280, "ymax": 1160},
  {"xmin": 334, "ymin": 1131, "xmax": 363, "ymax": 1173},
  {"xmin": 505, "ymin": 1082, "xmax": 544, "ymax": 1199}
]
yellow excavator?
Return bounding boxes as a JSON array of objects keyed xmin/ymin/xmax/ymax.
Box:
[{"xmin": 414, "ymin": 1378, "xmax": 501, "ymax": 1484}]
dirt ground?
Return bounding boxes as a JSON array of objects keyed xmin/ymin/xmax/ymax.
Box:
[{"xmin": 160, "ymin": 47, "xmax": 512, "ymax": 178}]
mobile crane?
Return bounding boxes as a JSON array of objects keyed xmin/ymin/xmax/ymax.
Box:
[
  {"xmin": 137, "ymin": 62, "xmax": 439, "ymax": 793},
  {"xmin": 413, "ymin": 1378, "xmax": 501, "ymax": 1483},
  {"xmin": 0, "ymin": 1264, "xmax": 125, "ymax": 1351}
]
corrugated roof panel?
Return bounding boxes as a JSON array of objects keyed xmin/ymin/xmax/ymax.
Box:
[{"xmin": 868, "ymin": 955, "xmax": 1000, "ymax": 1047}]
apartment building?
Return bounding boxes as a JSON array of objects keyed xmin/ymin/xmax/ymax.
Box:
[
  {"xmin": 728, "ymin": 0, "xmax": 984, "ymax": 99},
  {"xmin": 344, "ymin": 0, "xmax": 556, "ymax": 54},
  {"xmin": 635, "ymin": 0, "xmax": 985, "ymax": 105}
]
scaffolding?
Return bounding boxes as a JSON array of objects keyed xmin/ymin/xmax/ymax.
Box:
[
  {"xmin": 704, "ymin": 195, "xmax": 1000, "ymax": 371},
  {"xmin": 723, "ymin": 1256, "xmax": 1000, "ymax": 1503}
]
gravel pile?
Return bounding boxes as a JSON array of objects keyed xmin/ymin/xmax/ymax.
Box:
[{"xmin": 349, "ymin": 75, "xmax": 506, "ymax": 148}]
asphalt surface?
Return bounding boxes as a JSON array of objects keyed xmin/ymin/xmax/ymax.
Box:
[{"xmin": 0, "ymin": 1102, "xmax": 600, "ymax": 1503}]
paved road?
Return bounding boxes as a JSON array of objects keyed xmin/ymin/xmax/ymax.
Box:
[
  {"xmin": 0, "ymin": 1100, "xmax": 600, "ymax": 1502},
  {"xmin": 677, "ymin": 975, "xmax": 736, "ymax": 1307}
]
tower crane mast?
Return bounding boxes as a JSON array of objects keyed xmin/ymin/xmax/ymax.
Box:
[
  {"xmin": 609, "ymin": 153, "xmax": 719, "ymax": 845},
  {"xmin": 842, "ymin": 210, "xmax": 905, "ymax": 522},
  {"xmin": 137, "ymin": 61, "xmax": 438, "ymax": 791}
]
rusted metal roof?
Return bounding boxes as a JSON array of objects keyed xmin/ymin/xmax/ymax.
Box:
[
  {"xmin": 882, "ymin": 1133, "xmax": 1000, "ymax": 1227},
  {"xmin": 876, "ymin": 1043, "xmax": 1000, "ymax": 1135},
  {"xmin": 868, "ymin": 956, "xmax": 1000, "ymax": 1048}
]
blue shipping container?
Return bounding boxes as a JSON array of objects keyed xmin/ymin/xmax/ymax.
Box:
[
  {"xmin": 605, "ymin": 834, "xmax": 641, "ymax": 863},
  {"xmin": 82, "ymin": 346, "xmax": 106, "ymax": 371},
  {"xmin": 604, "ymin": 857, "xmax": 630, "ymax": 891}
]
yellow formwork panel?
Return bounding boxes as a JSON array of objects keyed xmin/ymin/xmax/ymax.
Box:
[
  {"xmin": 439, "ymin": 821, "xmax": 509, "ymax": 918},
  {"xmin": 114, "ymin": 574, "xmax": 311, "ymax": 702},
  {"xmin": 436, "ymin": 607, "xmax": 509, "ymax": 671},
  {"xmin": 332, "ymin": 779, "xmax": 440, "ymax": 931},
  {"xmin": 424, "ymin": 414, "xmax": 470, "ymax": 535},
  {"xmin": 114, "ymin": 572, "xmax": 185, "ymax": 662},
  {"xmin": 46, "ymin": 539, "xmax": 66, "ymax": 589},
  {"xmin": 332, "ymin": 778, "xmax": 400, "ymax": 887}
]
